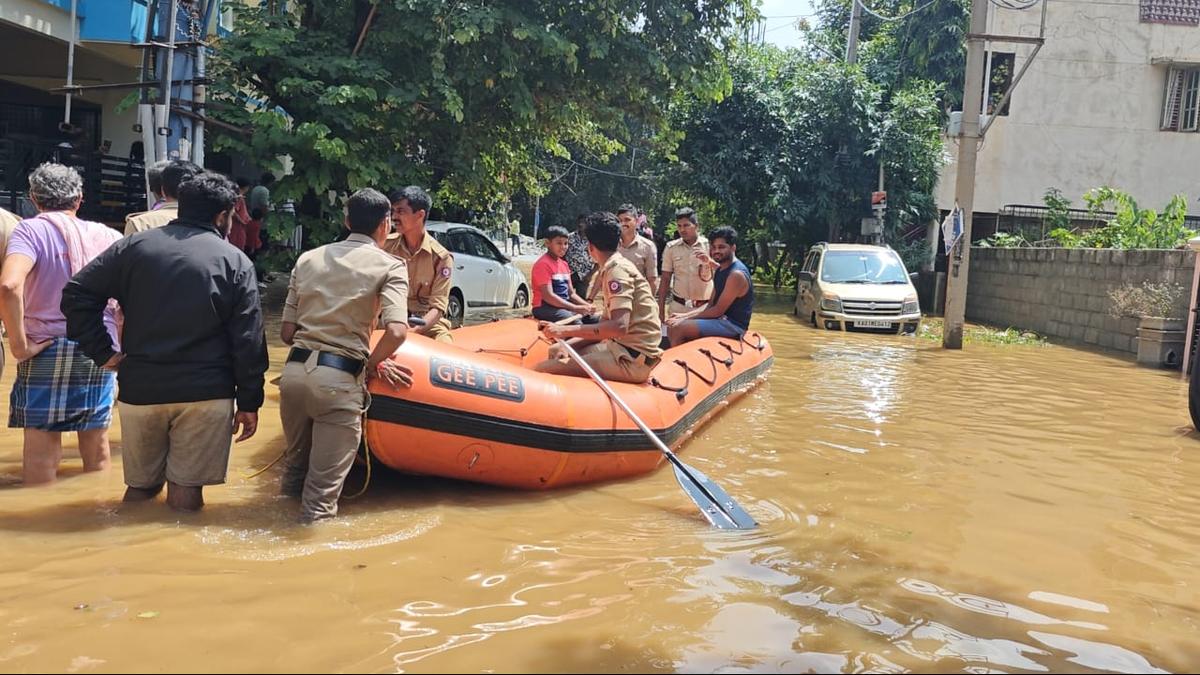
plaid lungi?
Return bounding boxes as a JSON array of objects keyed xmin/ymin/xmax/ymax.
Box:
[{"xmin": 9, "ymin": 337, "xmax": 115, "ymax": 432}]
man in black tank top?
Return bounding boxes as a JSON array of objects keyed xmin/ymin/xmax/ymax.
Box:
[{"xmin": 665, "ymin": 226, "xmax": 754, "ymax": 347}]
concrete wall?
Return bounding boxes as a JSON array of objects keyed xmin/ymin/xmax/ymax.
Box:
[
  {"xmin": 967, "ymin": 247, "xmax": 1194, "ymax": 353},
  {"xmin": 937, "ymin": 0, "xmax": 1200, "ymax": 215}
]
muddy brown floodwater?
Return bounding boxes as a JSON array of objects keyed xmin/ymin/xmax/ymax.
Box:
[{"xmin": 0, "ymin": 291, "xmax": 1195, "ymax": 673}]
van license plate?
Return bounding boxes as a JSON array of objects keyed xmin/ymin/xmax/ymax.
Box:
[{"xmin": 854, "ymin": 320, "xmax": 892, "ymax": 329}]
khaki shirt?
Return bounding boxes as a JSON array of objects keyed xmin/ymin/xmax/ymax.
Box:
[
  {"xmin": 593, "ymin": 254, "xmax": 662, "ymax": 359},
  {"xmin": 124, "ymin": 202, "xmax": 179, "ymax": 236},
  {"xmin": 616, "ymin": 235, "xmax": 657, "ymax": 286},
  {"xmin": 0, "ymin": 207, "xmax": 18, "ymax": 265},
  {"xmin": 383, "ymin": 229, "xmax": 453, "ymax": 317},
  {"xmin": 661, "ymin": 236, "xmax": 713, "ymax": 302},
  {"xmin": 283, "ymin": 233, "xmax": 409, "ymax": 361}
]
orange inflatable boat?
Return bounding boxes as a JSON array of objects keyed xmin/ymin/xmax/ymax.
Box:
[{"xmin": 363, "ymin": 319, "xmax": 773, "ymax": 489}]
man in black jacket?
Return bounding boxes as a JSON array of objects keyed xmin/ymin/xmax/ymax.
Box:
[{"xmin": 62, "ymin": 172, "xmax": 268, "ymax": 511}]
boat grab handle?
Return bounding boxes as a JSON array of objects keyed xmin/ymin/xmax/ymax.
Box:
[
  {"xmin": 700, "ymin": 348, "xmax": 733, "ymax": 369},
  {"xmin": 650, "ymin": 359, "xmax": 692, "ymax": 401},
  {"xmin": 742, "ymin": 332, "xmax": 766, "ymax": 351}
]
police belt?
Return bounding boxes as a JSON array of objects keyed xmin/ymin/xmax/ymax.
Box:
[
  {"xmin": 287, "ymin": 347, "xmax": 365, "ymax": 376},
  {"xmin": 671, "ymin": 293, "xmax": 706, "ymax": 308}
]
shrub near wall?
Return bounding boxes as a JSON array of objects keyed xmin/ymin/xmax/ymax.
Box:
[{"xmin": 967, "ymin": 248, "xmax": 1193, "ymax": 353}]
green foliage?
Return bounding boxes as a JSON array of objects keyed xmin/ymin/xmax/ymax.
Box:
[
  {"xmin": 211, "ymin": 0, "xmax": 754, "ymax": 245},
  {"xmin": 752, "ymin": 253, "xmax": 798, "ymax": 291},
  {"xmin": 809, "ymin": 0, "xmax": 969, "ymax": 111},
  {"xmin": 1076, "ymin": 188, "xmax": 1194, "ymax": 249},
  {"xmin": 976, "ymin": 232, "xmax": 1029, "ymax": 248},
  {"xmin": 661, "ymin": 45, "xmax": 944, "ymax": 252},
  {"xmin": 257, "ymin": 246, "xmax": 300, "ymax": 275},
  {"xmin": 1043, "ymin": 187, "xmax": 1072, "ymax": 232},
  {"xmin": 890, "ymin": 235, "xmax": 933, "ymax": 271},
  {"xmin": 918, "ymin": 318, "xmax": 1047, "ymax": 346}
]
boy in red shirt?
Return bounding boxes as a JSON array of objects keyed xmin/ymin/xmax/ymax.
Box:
[{"xmin": 531, "ymin": 226, "xmax": 595, "ymax": 323}]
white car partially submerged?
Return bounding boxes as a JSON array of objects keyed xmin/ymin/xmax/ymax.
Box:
[
  {"xmin": 426, "ymin": 221, "xmax": 529, "ymax": 325},
  {"xmin": 794, "ymin": 243, "xmax": 922, "ymax": 334}
]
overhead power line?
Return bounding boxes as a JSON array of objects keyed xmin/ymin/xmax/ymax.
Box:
[
  {"xmin": 990, "ymin": 0, "xmax": 1040, "ymax": 9},
  {"xmin": 858, "ymin": 0, "xmax": 939, "ymax": 22}
]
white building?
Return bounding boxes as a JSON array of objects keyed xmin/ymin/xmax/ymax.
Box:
[{"xmin": 937, "ymin": 0, "xmax": 1200, "ymax": 221}]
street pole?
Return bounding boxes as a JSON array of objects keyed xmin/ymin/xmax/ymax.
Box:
[
  {"xmin": 942, "ymin": 0, "xmax": 989, "ymax": 349},
  {"xmin": 846, "ymin": 0, "xmax": 863, "ymax": 64},
  {"xmin": 63, "ymin": 0, "xmax": 78, "ymax": 127}
]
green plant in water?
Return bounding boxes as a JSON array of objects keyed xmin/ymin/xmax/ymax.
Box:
[
  {"xmin": 1107, "ymin": 281, "xmax": 1187, "ymax": 319},
  {"xmin": 918, "ymin": 318, "xmax": 1047, "ymax": 346}
]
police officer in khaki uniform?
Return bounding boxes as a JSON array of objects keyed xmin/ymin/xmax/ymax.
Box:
[
  {"xmin": 279, "ymin": 188, "xmax": 412, "ymax": 522},
  {"xmin": 537, "ymin": 211, "xmax": 662, "ymax": 384},
  {"xmin": 383, "ymin": 186, "xmax": 454, "ymax": 342},
  {"xmin": 658, "ymin": 207, "xmax": 714, "ymax": 319},
  {"xmin": 615, "ymin": 203, "xmax": 658, "ymax": 294},
  {"xmin": 124, "ymin": 160, "xmax": 200, "ymax": 236}
]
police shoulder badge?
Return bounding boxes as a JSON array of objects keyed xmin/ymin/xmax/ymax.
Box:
[
  {"xmin": 440, "ymin": 266, "xmax": 452, "ymax": 278},
  {"xmin": 608, "ymin": 279, "xmax": 621, "ymax": 293}
]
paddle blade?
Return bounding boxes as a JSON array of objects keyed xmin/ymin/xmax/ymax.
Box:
[{"xmin": 671, "ymin": 461, "xmax": 758, "ymax": 530}]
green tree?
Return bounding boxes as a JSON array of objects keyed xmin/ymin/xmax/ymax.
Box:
[
  {"xmin": 210, "ymin": 0, "xmax": 754, "ymax": 244},
  {"xmin": 809, "ymin": 0, "xmax": 969, "ymax": 110},
  {"xmin": 664, "ymin": 45, "xmax": 942, "ymax": 255}
]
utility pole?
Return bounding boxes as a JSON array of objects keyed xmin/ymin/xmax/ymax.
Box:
[
  {"xmin": 942, "ymin": 0, "xmax": 989, "ymax": 349},
  {"xmin": 846, "ymin": 0, "xmax": 863, "ymax": 64}
]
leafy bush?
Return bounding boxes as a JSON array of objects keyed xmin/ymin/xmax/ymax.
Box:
[
  {"xmin": 1043, "ymin": 187, "xmax": 1072, "ymax": 232},
  {"xmin": 1108, "ymin": 281, "xmax": 1187, "ymax": 319},
  {"xmin": 1079, "ymin": 188, "xmax": 1194, "ymax": 249},
  {"xmin": 976, "ymin": 232, "xmax": 1030, "ymax": 248}
]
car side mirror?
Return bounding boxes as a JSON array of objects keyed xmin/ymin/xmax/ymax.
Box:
[{"xmin": 799, "ymin": 270, "xmax": 814, "ymax": 283}]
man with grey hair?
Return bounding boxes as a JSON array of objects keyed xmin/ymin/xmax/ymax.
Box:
[{"xmin": 0, "ymin": 163, "xmax": 121, "ymax": 485}]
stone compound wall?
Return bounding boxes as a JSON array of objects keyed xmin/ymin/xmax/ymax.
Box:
[{"xmin": 966, "ymin": 248, "xmax": 1194, "ymax": 353}]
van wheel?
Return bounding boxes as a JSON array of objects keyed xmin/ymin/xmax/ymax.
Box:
[
  {"xmin": 447, "ymin": 290, "xmax": 465, "ymax": 327},
  {"xmin": 513, "ymin": 285, "xmax": 529, "ymax": 309}
]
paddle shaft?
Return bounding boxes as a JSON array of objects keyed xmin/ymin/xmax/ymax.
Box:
[{"xmin": 554, "ymin": 339, "xmax": 744, "ymax": 526}]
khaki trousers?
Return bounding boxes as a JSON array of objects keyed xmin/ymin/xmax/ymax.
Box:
[
  {"xmin": 119, "ymin": 398, "xmax": 234, "ymax": 488},
  {"xmin": 423, "ymin": 318, "xmax": 453, "ymax": 343},
  {"xmin": 278, "ymin": 356, "xmax": 368, "ymax": 521},
  {"xmin": 536, "ymin": 341, "xmax": 655, "ymax": 384}
]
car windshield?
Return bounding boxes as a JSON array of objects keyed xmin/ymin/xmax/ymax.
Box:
[{"xmin": 820, "ymin": 250, "xmax": 908, "ymax": 284}]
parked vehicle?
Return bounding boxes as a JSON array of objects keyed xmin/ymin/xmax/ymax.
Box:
[
  {"xmin": 794, "ymin": 242, "xmax": 921, "ymax": 334},
  {"xmin": 426, "ymin": 221, "xmax": 529, "ymax": 325}
]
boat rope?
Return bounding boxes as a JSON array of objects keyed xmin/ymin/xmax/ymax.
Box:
[
  {"xmin": 699, "ymin": 347, "xmax": 733, "ymax": 369},
  {"xmin": 650, "ymin": 359, "xmax": 693, "ymax": 400},
  {"xmin": 243, "ymin": 448, "xmax": 287, "ymax": 479},
  {"xmin": 475, "ymin": 335, "xmax": 544, "ymax": 360}
]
